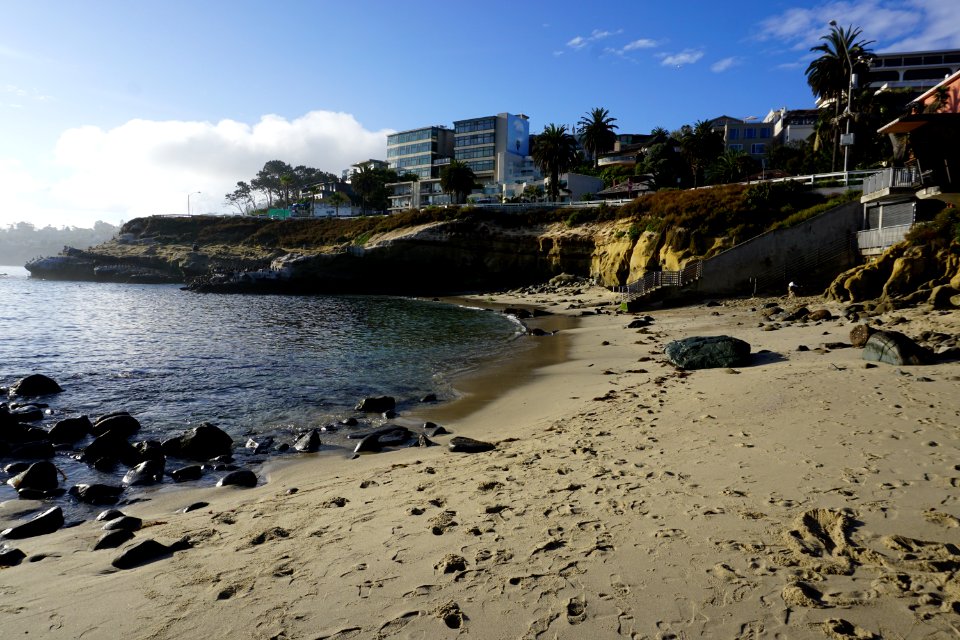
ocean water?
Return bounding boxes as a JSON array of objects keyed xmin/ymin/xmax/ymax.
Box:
[{"xmin": 0, "ymin": 266, "xmax": 524, "ymax": 514}]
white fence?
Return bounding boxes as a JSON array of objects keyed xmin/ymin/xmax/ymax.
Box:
[{"xmin": 856, "ymin": 223, "xmax": 913, "ymax": 251}]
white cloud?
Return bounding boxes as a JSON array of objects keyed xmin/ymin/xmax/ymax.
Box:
[
  {"xmin": 756, "ymin": 0, "xmax": 960, "ymax": 53},
  {"xmin": 0, "ymin": 111, "xmax": 391, "ymax": 228},
  {"xmin": 1, "ymin": 84, "xmax": 51, "ymax": 102},
  {"xmin": 622, "ymin": 38, "xmax": 658, "ymax": 51},
  {"xmin": 659, "ymin": 49, "xmax": 705, "ymax": 67},
  {"xmin": 566, "ymin": 28, "xmax": 623, "ymax": 50},
  {"xmin": 710, "ymin": 57, "xmax": 740, "ymax": 72}
]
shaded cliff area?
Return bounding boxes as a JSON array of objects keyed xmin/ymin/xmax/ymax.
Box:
[{"xmin": 25, "ymin": 184, "xmax": 862, "ymax": 295}]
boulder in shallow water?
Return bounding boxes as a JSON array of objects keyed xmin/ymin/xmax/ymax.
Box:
[
  {"xmin": 863, "ymin": 330, "xmax": 933, "ymax": 366},
  {"xmin": 10, "ymin": 374, "xmax": 62, "ymax": 397},
  {"xmin": 0, "ymin": 506, "xmax": 63, "ymax": 539},
  {"xmin": 664, "ymin": 336, "xmax": 751, "ymax": 370},
  {"xmin": 7, "ymin": 461, "xmax": 59, "ymax": 493},
  {"xmin": 293, "ymin": 429, "xmax": 321, "ymax": 453},
  {"xmin": 217, "ymin": 469, "xmax": 257, "ymax": 488},
  {"xmin": 69, "ymin": 483, "xmax": 124, "ymax": 505},
  {"xmin": 92, "ymin": 413, "xmax": 141, "ymax": 438},
  {"xmin": 82, "ymin": 430, "xmax": 139, "ymax": 466},
  {"xmin": 354, "ymin": 396, "xmax": 396, "ymax": 413},
  {"xmin": 166, "ymin": 423, "xmax": 233, "ymax": 461},
  {"xmin": 448, "ymin": 436, "xmax": 496, "ymax": 453},
  {"xmin": 122, "ymin": 459, "xmax": 165, "ymax": 486},
  {"xmin": 48, "ymin": 415, "xmax": 92, "ymax": 443},
  {"xmin": 169, "ymin": 465, "xmax": 202, "ymax": 483}
]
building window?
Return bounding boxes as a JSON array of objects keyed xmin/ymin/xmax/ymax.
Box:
[
  {"xmin": 727, "ymin": 129, "xmax": 739, "ymax": 140},
  {"xmin": 455, "ymin": 146, "xmax": 495, "ymax": 161},
  {"xmin": 466, "ymin": 160, "xmax": 495, "ymax": 173},
  {"xmin": 743, "ymin": 128, "xmax": 756, "ymax": 139},
  {"xmin": 455, "ymin": 118, "xmax": 496, "ymax": 134},
  {"xmin": 455, "ymin": 133, "xmax": 496, "ymax": 147},
  {"xmin": 759, "ymin": 127, "xmax": 772, "ymax": 138},
  {"xmin": 751, "ymin": 143, "xmax": 766, "ymax": 155}
]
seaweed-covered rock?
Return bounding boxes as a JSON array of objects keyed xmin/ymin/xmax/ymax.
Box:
[{"xmin": 664, "ymin": 336, "xmax": 751, "ymax": 370}]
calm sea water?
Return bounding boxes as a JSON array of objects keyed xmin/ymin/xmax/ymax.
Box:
[{"xmin": 0, "ymin": 265, "xmax": 523, "ymax": 514}]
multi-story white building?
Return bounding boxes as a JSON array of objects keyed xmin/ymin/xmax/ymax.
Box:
[{"xmin": 385, "ymin": 126, "xmax": 455, "ymax": 210}]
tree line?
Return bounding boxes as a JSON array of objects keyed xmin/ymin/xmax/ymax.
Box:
[{"xmin": 0, "ymin": 221, "xmax": 120, "ymax": 266}]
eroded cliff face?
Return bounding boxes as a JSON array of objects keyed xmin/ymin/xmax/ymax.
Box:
[
  {"xmin": 826, "ymin": 240, "xmax": 960, "ymax": 308},
  {"xmin": 26, "ymin": 215, "xmax": 717, "ymax": 292}
]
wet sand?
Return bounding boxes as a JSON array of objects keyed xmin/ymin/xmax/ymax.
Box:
[{"xmin": 2, "ymin": 288, "xmax": 959, "ymax": 639}]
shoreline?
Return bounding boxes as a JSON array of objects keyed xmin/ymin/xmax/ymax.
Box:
[{"xmin": 2, "ymin": 289, "xmax": 959, "ymax": 639}]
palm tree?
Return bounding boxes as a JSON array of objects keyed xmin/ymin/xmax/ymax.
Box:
[
  {"xmin": 327, "ymin": 191, "xmax": 351, "ymax": 217},
  {"xmin": 532, "ymin": 124, "xmax": 578, "ymax": 201},
  {"xmin": 440, "ymin": 160, "xmax": 477, "ymax": 204},
  {"xmin": 577, "ymin": 107, "xmax": 619, "ymax": 169},
  {"xmin": 708, "ymin": 149, "xmax": 758, "ymax": 184},
  {"xmin": 805, "ymin": 23, "xmax": 874, "ymax": 171}
]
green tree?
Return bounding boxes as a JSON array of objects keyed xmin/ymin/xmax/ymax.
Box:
[
  {"xmin": 532, "ymin": 124, "xmax": 579, "ymax": 201},
  {"xmin": 224, "ymin": 181, "xmax": 256, "ymax": 215},
  {"xmin": 327, "ymin": 191, "xmax": 351, "ymax": 217},
  {"xmin": 708, "ymin": 149, "xmax": 758, "ymax": 184},
  {"xmin": 251, "ymin": 160, "xmax": 294, "ymax": 206},
  {"xmin": 805, "ymin": 23, "xmax": 875, "ymax": 171},
  {"xmin": 637, "ymin": 136, "xmax": 685, "ymax": 190},
  {"xmin": 680, "ymin": 120, "xmax": 724, "ymax": 187},
  {"xmin": 350, "ymin": 165, "xmax": 397, "ymax": 214},
  {"xmin": 440, "ymin": 160, "xmax": 478, "ymax": 204},
  {"xmin": 577, "ymin": 107, "xmax": 619, "ymax": 169}
]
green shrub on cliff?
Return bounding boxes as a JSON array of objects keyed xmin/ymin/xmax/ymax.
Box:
[{"xmin": 905, "ymin": 204, "xmax": 959, "ymax": 249}]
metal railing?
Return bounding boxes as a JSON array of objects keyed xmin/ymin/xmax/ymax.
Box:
[
  {"xmin": 619, "ymin": 260, "xmax": 703, "ymax": 303},
  {"xmin": 747, "ymin": 233, "xmax": 856, "ymax": 294},
  {"xmin": 862, "ymin": 167, "xmax": 922, "ymax": 197},
  {"xmin": 856, "ymin": 223, "xmax": 913, "ymax": 251}
]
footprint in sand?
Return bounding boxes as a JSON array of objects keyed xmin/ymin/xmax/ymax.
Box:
[
  {"xmin": 566, "ymin": 597, "xmax": 587, "ymax": 624},
  {"xmin": 610, "ymin": 575, "xmax": 631, "ymax": 598},
  {"xmin": 428, "ymin": 510, "xmax": 458, "ymax": 535}
]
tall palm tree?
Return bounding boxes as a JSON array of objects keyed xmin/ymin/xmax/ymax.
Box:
[
  {"xmin": 805, "ymin": 23, "xmax": 874, "ymax": 171},
  {"xmin": 532, "ymin": 124, "xmax": 578, "ymax": 201},
  {"xmin": 577, "ymin": 107, "xmax": 619, "ymax": 169},
  {"xmin": 440, "ymin": 160, "xmax": 477, "ymax": 204}
]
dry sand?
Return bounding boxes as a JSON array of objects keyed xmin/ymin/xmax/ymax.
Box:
[{"xmin": 1, "ymin": 287, "xmax": 959, "ymax": 639}]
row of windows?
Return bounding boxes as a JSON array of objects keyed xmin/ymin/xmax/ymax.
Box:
[
  {"xmin": 728, "ymin": 143, "xmax": 766, "ymax": 154},
  {"xmin": 729, "ymin": 127, "xmax": 772, "ymax": 140},
  {"xmin": 386, "ymin": 141, "xmax": 436, "ymax": 158},
  {"xmin": 455, "ymin": 146, "xmax": 494, "ymax": 161},
  {"xmin": 455, "ymin": 118, "xmax": 495, "ymax": 134},
  {"xmin": 455, "ymin": 132, "xmax": 496, "ymax": 147},
  {"xmin": 869, "ymin": 67, "xmax": 955, "ymax": 82},
  {"xmin": 394, "ymin": 154, "xmax": 433, "ymax": 169},
  {"xmin": 465, "ymin": 160, "xmax": 495, "ymax": 173},
  {"xmin": 387, "ymin": 129, "xmax": 438, "ymax": 146},
  {"xmin": 879, "ymin": 53, "xmax": 960, "ymax": 67}
]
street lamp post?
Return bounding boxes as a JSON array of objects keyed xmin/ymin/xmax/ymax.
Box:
[
  {"xmin": 830, "ymin": 20, "xmax": 856, "ymax": 187},
  {"xmin": 187, "ymin": 191, "xmax": 201, "ymax": 215}
]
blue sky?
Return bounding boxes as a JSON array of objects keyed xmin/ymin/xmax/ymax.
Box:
[{"xmin": 1, "ymin": 0, "xmax": 958, "ymax": 228}]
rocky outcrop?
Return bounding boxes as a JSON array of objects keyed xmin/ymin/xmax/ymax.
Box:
[{"xmin": 827, "ymin": 240, "xmax": 960, "ymax": 308}]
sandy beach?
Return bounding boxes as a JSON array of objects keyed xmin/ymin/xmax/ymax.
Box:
[{"xmin": 2, "ymin": 286, "xmax": 959, "ymax": 640}]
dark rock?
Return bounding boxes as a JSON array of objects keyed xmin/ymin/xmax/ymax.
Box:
[
  {"xmin": 209, "ymin": 454, "xmax": 233, "ymax": 464},
  {"xmin": 293, "ymin": 429, "xmax": 321, "ymax": 453},
  {"xmin": 217, "ymin": 469, "xmax": 257, "ymax": 488},
  {"xmin": 420, "ymin": 394, "xmax": 438, "ymax": 403},
  {"xmin": 10, "ymin": 374, "xmax": 62, "ymax": 397},
  {"xmin": 796, "ymin": 345, "xmax": 810, "ymax": 352},
  {"xmin": 182, "ymin": 501, "xmax": 208, "ymax": 513},
  {"xmin": 664, "ymin": 336, "xmax": 751, "ymax": 370},
  {"xmin": 528, "ymin": 328, "xmax": 553, "ymax": 337},
  {"xmin": 382, "ymin": 410, "xmax": 397, "ymax": 419},
  {"xmin": 0, "ymin": 545, "xmax": 26, "ymax": 566},
  {"xmin": 94, "ymin": 529, "xmax": 135, "ymax": 550},
  {"xmin": 102, "ymin": 515, "xmax": 142, "ymax": 531},
  {"xmin": 808, "ymin": 309, "xmax": 833, "ymax": 321},
  {"xmin": 96, "ymin": 509, "xmax": 125, "ymax": 522},
  {"xmin": 320, "ymin": 424, "xmax": 337, "ymax": 433},
  {"xmin": 82, "ymin": 430, "xmax": 138, "ymax": 466},
  {"xmin": 91, "ymin": 413, "xmax": 141, "ymax": 438},
  {"xmin": 245, "ymin": 436, "xmax": 273, "ymax": 454},
  {"xmin": 352, "ymin": 426, "xmax": 411, "ymax": 453},
  {"xmin": 354, "ymin": 396, "xmax": 396, "ymax": 413},
  {"xmin": 69, "ymin": 483, "xmax": 124, "ymax": 505},
  {"xmin": 626, "ymin": 317, "xmax": 654, "ymax": 329},
  {"xmin": 3, "ymin": 462, "xmax": 29, "ymax": 474},
  {"xmin": 11, "ymin": 405, "xmax": 44, "ymax": 422},
  {"xmin": 503, "ymin": 307, "xmax": 532, "ymax": 319},
  {"xmin": 122, "ymin": 459, "xmax": 165, "ymax": 486},
  {"xmin": 353, "ymin": 433, "xmax": 383, "ymax": 453},
  {"xmin": 111, "ymin": 537, "xmax": 191, "ymax": 570},
  {"xmin": 169, "ymin": 465, "xmax": 202, "ymax": 482},
  {"xmin": 863, "ymin": 331, "xmax": 933, "ymax": 366},
  {"xmin": 427, "ymin": 425, "xmax": 451, "ymax": 437},
  {"xmin": 782, "ymin": 306, "xmax": 810, "ymax": 322},
  {"xmin": 48, "ymin": 415, "xmax": 91, "ymax": 443},
  {"xmin": 850, "ymin": 324, "xmax": 875, "ymax": 348},
  {"xmin": 821, "ymin": 342, "xmax": 852, "ymax": 350},
  {"xmin": 0, "ymin": 506, "xmax": 63, "ymax": 539},
  {"xmin": 7, "ymin": 461, "xmax": 59, "ymax": 493},
  {"xmin": 448, "ymin": 436, "xmax": 496, "ymax": 453},
  {"xmin": 132, "ymin": 440, "xmax": 164, "ymax": 464},
  {"xmin": 9, "ymin": 441, "xmax": 55, "ymax": 459},
  {"xmin": 415, "ymin": 434, "xmax": 436, "ymax": 447},
  {"xmin": 340, "ymin": 417, "xmax": 359, "ymax": 427},
  {"xmin": 168, "ymin": 423, "xmax": 233, "ymax": 461}
]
